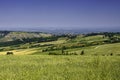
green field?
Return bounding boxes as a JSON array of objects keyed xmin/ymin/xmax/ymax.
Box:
[
  {"xmin": 0, "ymin": 32, "xmax": 120, "ymax": 55},
  {"xmin": 0, "ymin": 42, "xmax": 120, "ymax": 56},
  {"xmin": 0, "ymin": 32, "xmax": 120, "ymax": 80},
  {"xmin": 0, "ymin": 55, "xmax": 120, "ymax": 80}
]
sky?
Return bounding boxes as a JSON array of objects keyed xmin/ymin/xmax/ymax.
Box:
[{"xmin": 0, "ymin": 0, "xmax": 120, "ymax": 31}]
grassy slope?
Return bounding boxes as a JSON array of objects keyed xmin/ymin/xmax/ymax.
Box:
[
  {"xmin": 66, "ymin": 43, "xmax": 120, "ymax": 55},
  {"xmin": 0, "ymin": 48, "xmax": 38, "ymax": 55},
  {"xmin": 0, "ymin": 41, "xmax": 120, "ymax": 55},
  {"xmin": 0, "ymin": 34, "xmax": 120, "ymax": 80},
  {"xmin": 31, "ymin": 43, "xmax": 120, "ymax": 55},
  {"xmin": 0, "ymin": 34, "xmax": 120, "ymax": 55},
  {"xmin": 0, "ymin": 55, "xmax": 119, "ymax": 80},
  {"xmin": 69, "ymin": 35, "xmax": 108, "ymax": 43}
]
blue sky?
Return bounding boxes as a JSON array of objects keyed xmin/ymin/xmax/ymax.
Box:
[{"xmin": 0, "ymin": 0, "xmax": 120, "ymax": 30}]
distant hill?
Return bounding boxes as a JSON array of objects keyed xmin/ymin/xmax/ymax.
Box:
[{"xmin": 0, "ymin": 31, "xmax": 52, "ymax": 42}]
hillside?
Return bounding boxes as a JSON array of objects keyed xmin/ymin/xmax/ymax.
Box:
[
  {"xmin": 0, "ymin": 32, "xmax": 120, "ymax": 55},
  {"xmin": 0, "ymin": 31, "xmax": 120, "ymax": 80},
  {"xmin": 0, "ymin": 31, "xmax": 52, "ymax": 42}
]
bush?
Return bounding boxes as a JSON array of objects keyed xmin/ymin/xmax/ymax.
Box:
[
  {"xmin": 6, "ymin": 52, "xmax": 14, "ymax": 55},
  {"xmin": 110, "ymin": 53, "xmax": 113, "ymax": 56},
  {"xmin": 80, "ymin": 50, "xmax": 84, "ymax": 55},
  {"xmin": 48, "ymin": 52, "xmax": 58, "ymax": 55}
]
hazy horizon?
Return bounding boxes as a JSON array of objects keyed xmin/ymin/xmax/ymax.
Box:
[{"xmin": 0, "ymin": 0, "xmax": 120, "ymax": 32}]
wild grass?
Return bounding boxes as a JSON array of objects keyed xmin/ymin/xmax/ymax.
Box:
[{"xmin": 0, "ymin": 55, "xmax": 119, "ymax": 80}]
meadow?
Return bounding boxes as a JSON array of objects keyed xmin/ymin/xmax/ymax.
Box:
[
  {"xmin": 0, "ymin": 32, "xmax": 120, "ymax": 80},
  {"xmin": 0, "ymin": 55, "xmax": 120, "ymax": 80}
]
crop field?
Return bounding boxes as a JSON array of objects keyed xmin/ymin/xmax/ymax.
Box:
[{"xmin": 0, "ymin": 55, "xmax": 119, "ymax": 80}]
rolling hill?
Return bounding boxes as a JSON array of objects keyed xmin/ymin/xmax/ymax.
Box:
[
  {"xmin": 0, "ymin": 31, "xmax": 52, "ymax": 42},
  {"xmin": 0, "ymin": 31, "xmax": 120, "ymax": 56}
]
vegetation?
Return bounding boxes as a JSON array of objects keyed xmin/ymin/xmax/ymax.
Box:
[
  {"xmin": 0, "ymin": 32, "xmax": 120, "ymax": 55},
  {"xmin": 0, "ymin": 31, "xmax": 120, "ymax": 80},
  {"xmin": 0, "ymin": 56, "xmax": 119, "ymax": 80},
  {"xmin": 6, "ymin": 52, "xmax": 14, "ymax": 55}
]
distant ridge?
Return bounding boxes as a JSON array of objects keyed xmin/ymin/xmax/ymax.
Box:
[{"xmin": 0, "ymin": 31, "xmax": 52, "ymax": 42}]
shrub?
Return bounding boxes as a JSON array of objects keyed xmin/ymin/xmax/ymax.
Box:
[
  {"xmin": 110, "ymin": 53, "xmax": 113, "ymax": 56},
  {"xmin": 6, "ymin": 52, "xmax": 14, "ymax": 55},
  {"xmin": 48, "ymin": 52, "xmax": 58, "ymax": 55},
  {"xmin": 80, "ymin": 50, "xmax": 84, "ymax": 55}
]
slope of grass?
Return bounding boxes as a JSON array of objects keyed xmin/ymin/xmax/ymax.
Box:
[
  {"xmin": 1, "ymin": 42, "xmax": 120, "ymax": 56},
  {"xmin": 36, "ymin": 38, "xmax": 67, "ymax": 45},
  {"xmin": 0, "ymin": 55, "xmax": 119, "ymax": 80},
  {"xmin": 0, "ymin": 48, "xmax": 39, "ymax": 55},
  {"xmin": 31, "ymin": 43, "xmax": 120, "ymax": 55},
  {"xmin": 74, "ymin": 43, "xmax": 120, "ymax": 55},
  {"xmin": 69, "ymin": 35, "xmax": 108, "ymax": 43}
]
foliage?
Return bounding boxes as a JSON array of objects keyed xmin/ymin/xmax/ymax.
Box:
[
  {"xmin": 6, "ymin": 52, "xmax": 14, "ymax": 55},
  {"xmin": 80, "ymin": 50, "xmax": 84, "ymax": 55}
]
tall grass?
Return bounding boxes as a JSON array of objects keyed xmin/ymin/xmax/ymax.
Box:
[
  {"xmin": 86, "ymin": 56, "xmax": 120, "ymax": 80},
  {"xmin": 0, "ymin": 55, "xmax": 119, "ymax": 80}
]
